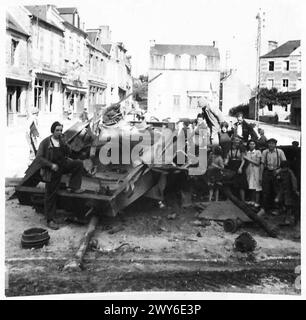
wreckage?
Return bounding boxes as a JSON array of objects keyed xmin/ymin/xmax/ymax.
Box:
[
  {"xmin": 14, "ymin": 74, "xmax": 300, "ymax": 238},
  {"xmin": 15, "ymin": 73, "xmax": 206, "ymax": 218}
]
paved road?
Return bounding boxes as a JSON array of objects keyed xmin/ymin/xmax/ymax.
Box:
[{"xmin": 225, "ymin": 116, "xmax": 301, "ymax": 146}]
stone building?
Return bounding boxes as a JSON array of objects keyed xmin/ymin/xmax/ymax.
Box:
[
  {"xmin": 57, "ymin": 7, "xmax": 88, "ymax": 118},
  {"xmin": 86, "ymin": 28, "xmax": 110, "ymax": 114},
  {"xmin": 260, "ymin": 40, "xmax": 301, "ymax": 92},
  {"xmin": 5, "ymin": 6, "xmax": 133, "ymax": 125},
  {"xmin": 25, "ymin": 5, "xmax": 66, "ymax": 121},
  {"xmin": 99, "ymin": 26, "xmax": 133, "ymax": 110},
  {"xmin": 6, "ymin": 7, "xmax": 31, "ymax": 126},
  {"xmin": 147, "ymin": 42, "xmax": 220, "ymax": 119}
]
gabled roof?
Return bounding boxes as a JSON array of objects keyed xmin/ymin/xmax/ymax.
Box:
[
  {"xmin": 6, "ymin": 13, "xmax": 29, "ymax": 37},
  {"xmin": 151, "ymin": 44, "xmax": 220, "ymax": 58},
  {"xmin": 25, "ymin": 5, "xmax": 47, "ymax": 20},
  {"xmin": 57, "ymin": 7, "xmax": 77, "ymax": 14},
  {"xmin": 261, "ymin": 40, "xmax": 301, "ymax": 58},
  {"xmin": 25, "ymin": 5, "xmax": 64, "ymax": 33}
]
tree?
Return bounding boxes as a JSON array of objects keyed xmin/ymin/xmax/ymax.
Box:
[{"xmin": 258, "ymin": 88, "xmax": 291, "ymax": 109}]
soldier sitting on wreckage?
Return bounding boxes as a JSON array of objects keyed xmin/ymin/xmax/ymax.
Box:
[{"xmin": 36, "ymin": 121, "xmax": 85, "ymax": 230}]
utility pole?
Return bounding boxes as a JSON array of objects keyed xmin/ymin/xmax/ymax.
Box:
[{"xmin": 255, "ymin": 9, "xmax": 265, "ymax": 123}]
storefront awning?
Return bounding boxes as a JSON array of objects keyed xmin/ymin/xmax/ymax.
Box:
[
  {"xmin": 88, "ymin": 80, "xmax": 107, "ymax": 89},
  {"xmin": 187, "ymin": 90, "xmax": 209, "ymax": 96},
  {"xmin": 65, "ymin": 85, "xmax": 88, "ymax": 93},
  {"xmin": 6, "ymin": 74, "xmax": 31, "ymax": 85},
  {"xmin": 35, "ymin": 69, "xmax": 64, "ymax": 79}
]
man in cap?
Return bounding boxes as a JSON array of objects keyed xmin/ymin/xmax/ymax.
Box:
[
  {"xmin": 257, "ymin": 138, "xmax": 286, "ymax": 217},
  {"xmin": 198, "ymin": 97, "xmax": 224, "ymax": 145}
]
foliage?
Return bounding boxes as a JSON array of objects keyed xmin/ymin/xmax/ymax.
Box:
[
  {"xmin": 229, "ymin": 103, "xmax": 249, "ymax": 118},
  {"xmin": 258, "ymin": 88, "xmax": 291, "ymax": 109}
]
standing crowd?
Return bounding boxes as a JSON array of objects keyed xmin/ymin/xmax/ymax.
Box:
[{"xmin": 193, "ymin": 97, "xmax": 300, "ymax": 226}]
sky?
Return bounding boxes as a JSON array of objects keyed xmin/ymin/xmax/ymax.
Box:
[{"xmin": 8, "ymin": 0, "xmax": 304, "ymax": 86}]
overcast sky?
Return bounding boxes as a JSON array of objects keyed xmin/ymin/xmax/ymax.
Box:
[{"xmin": 11, "ymin": 0, "xmax": 303, "ymax": 86}]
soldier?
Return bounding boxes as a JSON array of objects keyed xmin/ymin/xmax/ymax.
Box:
[{"xmin": 36, "ymin": 121, "xmax": 84, "ymax": 230}]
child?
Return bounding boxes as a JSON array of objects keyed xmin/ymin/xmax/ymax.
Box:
[
  {"xmin": 206, "ymin": 146, "xmax": 224, "ymax": 201},
  {"xmin": 275, "ymin": 160, "xmax": 299, "ymax": 226},
  {"xmin": 219, "ymin": 121, "xmax": 232, "ymax": 160},
  {"xmin": 225, "ymin": 136, "xmax": 248, "ymax": 202},
  {"xmin": 244, "ymin": 140, "xmax": 262, "ymax": 208}
]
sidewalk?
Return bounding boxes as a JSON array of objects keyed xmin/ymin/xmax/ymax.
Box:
[{"xmin": 5, "ymin": 117, "xmax": 79, "ymax": 178}]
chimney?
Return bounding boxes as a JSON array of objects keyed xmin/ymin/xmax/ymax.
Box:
[
  {"xmin": 150, "ymin": 40, "xmax": 156, "ymax": 47},
  {"xmin": 268, "ymin": 40, "xmax": 278, "ymax": 52},
  {"xmin": 99, "ymin": 25, "xmax": 111, "ymax": 41}
]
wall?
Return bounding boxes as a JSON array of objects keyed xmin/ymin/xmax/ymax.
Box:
[
  {"xmin": 148, "ymin": 68, "xmax": 220, "ymax": 119},
  {"xmin": 221, "ymin": 71, "xmax": 251, "ymax": 115},
  {"xmin": 260, "ymin": 54, "xmax": 301, "ymax": 92}
]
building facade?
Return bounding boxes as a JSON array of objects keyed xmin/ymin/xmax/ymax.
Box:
[
  {"xmin": 58, "ymin": 7, "xmax": 88, "ymax": 118},
  {"xmin": 147, "ymin": 42, "xmax": 220, "ymax": 119},
  {"xmin": 220, "ymin": 69, "xmax": 252, "ymax": 116},
  {"xmin": 5, "ymin": 6, "xmax": 133, "ymax": 126},
  {"xmin": 257, "ymin": 40, "xmax": 301, "ymax": 122},
  {"xmin": 86, "ymin": 28, "xmax": 109, "ymax": 114},
  {"xmin": 260, "ymin": 40, "xmax": 301, "ymax": 92},
  {"xmin": 25, "ymin": 5, "xmax": 66, "ymax": 122}
]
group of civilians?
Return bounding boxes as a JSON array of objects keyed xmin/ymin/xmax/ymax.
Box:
[{"xmin": 194, "ymin": 97, "xmax": 299, "ymax": 226}]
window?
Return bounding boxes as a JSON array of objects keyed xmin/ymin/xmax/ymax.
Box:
[
  {"xmin": 173, "ymin": 95, "xmax": 180, "ymax": 107},
  {"xmin": 174, "ymin": 55, "xmax": 181, "ymax": 69},
  {"xmin": 190, "ymin": 55, "xmax": 197, "ymax": 69},
  {"xmin": 11, "ymin": 39, "xmax": 19, "ymax": 65},
  {"xmin": 283, "ymin": 60, "xmax": 289, "ymax": 71},
  {"xmin": 283, "ymin": 79, "xmax": 289, "ymax": 88},
  {"xmin": 268, "ymin": 61, "xmax": 274, "ymax": 71},
  {"xmin": 267, "ymin": 79, "xmax": 274, "ymax": 89}
]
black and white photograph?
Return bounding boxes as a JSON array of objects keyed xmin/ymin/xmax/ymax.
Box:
[{"xmin": 2, "ymin": 0, "xmax": 303, "ymax": 299}]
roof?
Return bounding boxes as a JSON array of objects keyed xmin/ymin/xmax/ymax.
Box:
[
  {"xmin": 151, "ymin": 44, "xmax": 220, "ymax": 58},
  {"xmin": 102, "ymin": 44, "xmax": 112, "ymax": 54},
  {"xmin": 57, "ymin": 7, "xmax": 77, "ymax": 14},
  {"xmin": 261, "ymin": 40, "xmax": 301, "ymax": 58},
  {"xmin": 62, "ymin": 20, "xmax": 87, "ymax": 37},
  {"xmin": 6, "ymin": 13, "xmax": 29, "ymax": 37},
  {"xmin": 25, "ymin": 5, "xmax": 47, "ymax": 20},
  {"xmin": 25, "ymin": 5, "xmax": 64, "ymax": 33},
  {"xmin": 87, "ymin": 31, "xmax": 98, "ymax": 44}
]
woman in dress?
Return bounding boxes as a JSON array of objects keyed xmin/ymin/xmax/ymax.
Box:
[
  {"xmin": 225, "ymin": 136, "xmax": 248, "ymax": 202},
  {"xmin": 244, "ymin": 140, "xmax": 262, "ymax": 208}
]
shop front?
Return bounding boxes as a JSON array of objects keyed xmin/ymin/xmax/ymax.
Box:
[
  {"xmin": 62, "ymin": 80, "xmax": 88, "ymax": 119},
  {"xmin": 6, "ymin": 77, "xmax": 30, "ymax": 126}
]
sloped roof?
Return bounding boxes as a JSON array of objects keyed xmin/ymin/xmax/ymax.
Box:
[
  {"xmin": 261, "ymin": 40, "xmax": 301, "ymax": 58},
  {"xmin": 87, "ymin": 31, "xmax": 98, "ymax": 44},
  {"xmin": 6, "ymin": 13, "xmax": 29, "ymax": 37},
  {"xmin": 25, "ymin": 5, "xmax": 64, "ymax": 32},
  {"xmin": 151, "ymin": 44, "xmax": 220, "ymax": 57},
  {"xmin": 57, "ymin": 7, "xmax": 77, "ymax": 14},
  {"xmin": 102, "ymin": 44, "xmax": 112, "ymax": 54},
  {"xmin": 25, "ymin": 5, "xmax": 47, "ymax": 20}
]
